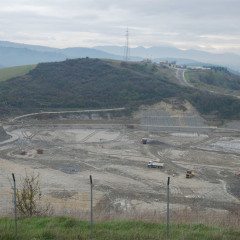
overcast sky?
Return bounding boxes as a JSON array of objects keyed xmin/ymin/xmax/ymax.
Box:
[{"xmin": 0, "ymin": 0, "xmax": 239, "ymax": 53}]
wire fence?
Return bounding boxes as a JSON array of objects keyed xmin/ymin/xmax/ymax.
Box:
[{"xmin": 1, "ymin": 171, "xmax": 239, "ymax": 227}]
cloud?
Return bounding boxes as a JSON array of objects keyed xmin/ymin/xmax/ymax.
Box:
[{"xmin": 0, "ymin": 0, "xmax": 239, "ymax": 53}]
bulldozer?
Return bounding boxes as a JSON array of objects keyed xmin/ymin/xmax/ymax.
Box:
[{"xmin": 186, "ymin": 170, "xmax": 194, "ymax": 178}]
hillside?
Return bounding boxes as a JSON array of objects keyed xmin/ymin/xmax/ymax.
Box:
[
  {"xmin": 0, "ymin": 65, "xmax": 36, "ymax": 82},
  {"xmin": 186, "ymin": 68, "xmax": 240, "ymax": 93},
  {"xmin": 1, "ymin": 58, "xmax": 240, "ymax": 120}
]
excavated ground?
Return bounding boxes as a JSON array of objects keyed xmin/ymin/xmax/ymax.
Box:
[
  {"xmin": 0, "ymin": 122, "xmax": 239, "ymax": 217},
  {"xmin": 0, "ymin": 103, "xmax": 239, "ymax": 218}
]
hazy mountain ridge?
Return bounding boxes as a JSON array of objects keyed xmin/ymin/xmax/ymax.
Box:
[
  {"xmin": 0, "ymin": 41, "xmax": 123, "ymax": 67},
  {"xmin": 0, "ymin": 40, "xmax": 58, "ymax": 52},
  {"xmin": 59, "ymin": 47, "xmax": 121, "ymax": 60},
  {"xmin": 0, "ymin": 46, "xmax": 66, "ymax": 67},
  {"xmin": 1, "ymin": 41, "xmax": 240, "ymax": 72},
  {"xmin": 96, "ymin": 45, "xmax": 240, "ymax": 72}
]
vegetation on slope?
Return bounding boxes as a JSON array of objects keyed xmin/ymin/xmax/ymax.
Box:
[
  {"xmin": 1, "ymin": 217, "xmax": 239, "ymax": 240},
  {"xmin": 0, "ymin": 64, "xmax": 36, "ymax": 82},
  {"xmin": 0, "ymin": 58, "xmax": 184, "ymax": 114},
  {"xmin": 186, "ymin": 67, "xmax": 240, "ymax": 91},
  {"xmin": 0, "ymin": 58, "xmax": 240, "ymax": 120}
]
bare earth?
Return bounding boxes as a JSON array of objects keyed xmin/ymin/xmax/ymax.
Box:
[{"xmin": 0, "ymin": 104, "xmax": 240, "ymax": 219}]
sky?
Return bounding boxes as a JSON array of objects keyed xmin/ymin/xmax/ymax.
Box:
[{"xmin": 0, "ymin": 0, "xmax": 239, "ymax": 53}]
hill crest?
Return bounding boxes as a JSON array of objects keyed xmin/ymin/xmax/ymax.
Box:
[{"xmin": 1, "ymin": 58, "xmax": 240, "ymax": 121}]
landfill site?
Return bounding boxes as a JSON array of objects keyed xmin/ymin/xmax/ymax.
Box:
[{"xmin": 0, "ymin": 100, "xmax": 240, "ymax": 220}]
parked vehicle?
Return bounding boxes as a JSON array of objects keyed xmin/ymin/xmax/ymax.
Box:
[{"xmin": 147, "ymin": 161, "xmax": 164, "ymax": 169}]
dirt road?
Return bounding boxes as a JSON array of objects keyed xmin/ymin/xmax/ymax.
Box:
[{"xmin": 175, "ymin": 68, "xmax": 193, "ymax": 87}]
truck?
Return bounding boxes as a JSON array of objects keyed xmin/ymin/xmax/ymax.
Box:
[{"xmin": 147, "ymin": 161, "xmax": 164, "ymax": 169}]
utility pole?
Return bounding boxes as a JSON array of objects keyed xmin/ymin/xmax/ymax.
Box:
[
  {"xmin": 12, "ymin": 173, "xmax": 17, "ymax": 240},
  {"xmin": 89, "ymin": 175, "xmax": 93, "ymax": 240},
  {"xmin": 166, "ymin": 176, "xmax": 170, "ymax": 239}
]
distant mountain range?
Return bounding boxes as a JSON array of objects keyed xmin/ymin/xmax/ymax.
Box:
[
  {"xmin": 0, "ymin": 40, "xmax": 240, "ymax": 72},
  {"xmin": 0, "ymin": 41, "xmax": 122, "ymax": 67},
  {"xmin": 96, "ymin": 46, "xmax": 240, "ymax": 72}
]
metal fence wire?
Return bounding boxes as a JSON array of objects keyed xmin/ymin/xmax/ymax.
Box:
[{"xmin": 0, "ymin": 171, "xmax": 239, "ymax": 240}]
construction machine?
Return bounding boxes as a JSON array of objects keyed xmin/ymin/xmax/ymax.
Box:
[
  {"xmin": 186, "ymin": 170, "xmax": 194, "ymax": 178},
  {"xmin": 235, "ymin": 171, "xmax": 240, "ymax": 177}
]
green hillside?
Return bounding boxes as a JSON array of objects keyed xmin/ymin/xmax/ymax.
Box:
[
  {"xmin": 1, "ymin": 217, "xmax": 239, "ymax": 240},
  {"xmin": 0, "ymin": 58, "xmax": 240, "ymax": 120},
  {"xmin": 0, "ymin": 64, "xmax": 36, "ymax": 82},
  {"xmin": 186, "ymin": 67, "xmax": 240, "ymax": 92}
]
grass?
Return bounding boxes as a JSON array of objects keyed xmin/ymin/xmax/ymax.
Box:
[
  {"xmin": 0, "ymin": 217, "xmax": 239, "ymax": 240},
  {"xmin": 0, "ymin": 64, "xmax": 36, "ymax": 82},
  {"xmin": 185, "ymin": 69, "xmax": 240, "ymax": 92}
]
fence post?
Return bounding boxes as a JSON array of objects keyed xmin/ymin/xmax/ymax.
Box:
[
  {"xmin": 12, "ymin": 173, "xmax": 17, "ymax": 240},
  {"xmin": 167, "ymin": 176, "xmax": 170, "ymax": 239},
  {"xmin": 90, "ymin": 175, "xmax": 93, "ymax": 240}
]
